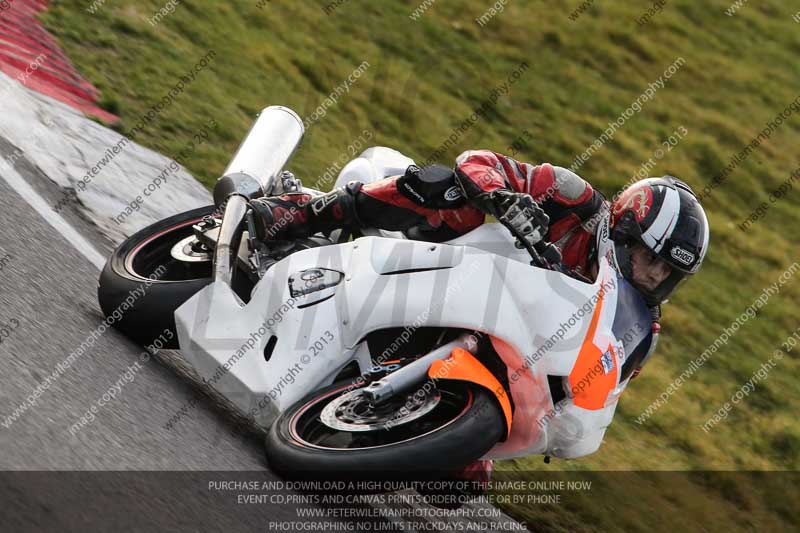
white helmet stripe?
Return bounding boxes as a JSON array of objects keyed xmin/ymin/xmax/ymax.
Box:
[{"xmin": 641, "ymin": 185, "xmax": 680, "ymax": 253}]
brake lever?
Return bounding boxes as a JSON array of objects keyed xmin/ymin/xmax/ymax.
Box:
[
  {"xmin": 503, "ymin": 222, "xmax": 595, "ymax": 283},
  {"xmin": 529, "ymin": 241, "xmax": 565, "ymax": 272},
  {"xmin": 504, "ymin": 222, "xmax": 563, "ymax": 271},
  {"xmin": 537, "ymin": 241, "xmax": 563, "ymax": 267}
]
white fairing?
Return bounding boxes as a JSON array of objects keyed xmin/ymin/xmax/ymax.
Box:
[
  {"xmin": 175, "ymin": 147, "xmax": 647, "ymax": 461},
  {"xmin": 176, "ymin": 242, "xmax": 639, "ymax": 460}
]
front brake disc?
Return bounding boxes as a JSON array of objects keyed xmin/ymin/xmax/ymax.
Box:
[{"xmin": 320, "ymin": 387, "xmax": 441, "ymax": 432}]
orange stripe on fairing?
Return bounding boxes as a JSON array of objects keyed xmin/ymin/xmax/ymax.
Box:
[
  {"xmin": 429, "ymin": 348, "xmax": 513, "ymax": 439},
  {"xmin": 568, "ymin": 283, "xmax": 618, "ymax": 410}
]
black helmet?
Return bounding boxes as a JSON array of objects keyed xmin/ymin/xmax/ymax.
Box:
[{"xmin": 608, "ymin": 176, "xmax": 709, "ymax": 305}]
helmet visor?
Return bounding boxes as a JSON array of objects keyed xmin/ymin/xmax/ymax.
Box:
[
  {"xmin": 619, "ymin": 240, "xmax": 691, "ymax": 305},
  {"xmin": 635, "ymin": 268, "xmax": 689, "ymax": 305}
]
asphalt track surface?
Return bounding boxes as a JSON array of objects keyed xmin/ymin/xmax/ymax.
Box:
[
  {"xmin": 0, "ymin": 134, "xmax": 288, "ymax": 524},
  {"xmin": 0, "ymin": 140, "xmax": 527, "ymax": 532}
]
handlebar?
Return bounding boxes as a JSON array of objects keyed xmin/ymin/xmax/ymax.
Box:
[
  {"xmin": 499, "ymin": 218, "xmax": 583, "ymax": 278},
  {"xmin": 518, "ymin": 235, "xmax": 593, "ymax": 283},
  {"xmin": 519, "ymin": 236, "xmax": 564, "ymax": 271}
]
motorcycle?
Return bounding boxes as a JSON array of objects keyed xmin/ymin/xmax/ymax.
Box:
[{"xmin": 98, "ymin": 106, "xmax": 652, "ymax": 479}]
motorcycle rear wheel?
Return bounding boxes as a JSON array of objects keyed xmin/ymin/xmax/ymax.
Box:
[{"xmin": 265, "ymin": 379, "xmax": 504, "ymax": 481}]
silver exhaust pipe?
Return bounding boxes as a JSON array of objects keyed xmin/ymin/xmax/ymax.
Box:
[
  {"xmin": 212, "ymin": 106, "xmax": 305, "ymax": 284},
  {"xmin": 213, "ymin": 105, "xmax": 305, "ymax": 204}
]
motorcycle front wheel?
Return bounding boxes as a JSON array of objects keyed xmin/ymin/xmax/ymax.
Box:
[
  {"xmin": 97, "ymin": 205, "xmax": 217, "ymax": 349},
  {"xmin": 265, "ymin": 379, "xmax": 505, "ymax": 481}
]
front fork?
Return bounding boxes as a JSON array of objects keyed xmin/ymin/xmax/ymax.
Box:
[
  {"xmin": 362, "ymin": 332, "xmax": 514, "ymax": 439},
  {"xmin": 361, "ymin": 333, "xmax": 476, "ymax": 404}
]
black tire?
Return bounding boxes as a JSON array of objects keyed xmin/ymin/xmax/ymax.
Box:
[
  {"xmin": 97, "ymin": 205, "xmax": 217, "ymax": 349},
  {"xmin": 265, "ymin": 379, "xmax": 505, "ymax": 481}
]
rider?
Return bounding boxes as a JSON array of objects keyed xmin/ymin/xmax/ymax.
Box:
[
  {"xmin": 248, "ymin": 148, "xmax": 710, "ymax": 479},
  {"xmin": 250, "ymin": 148, "xmax": 709, "ymax": 312}
]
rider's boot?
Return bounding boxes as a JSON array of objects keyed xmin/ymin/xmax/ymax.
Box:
[{"xmin": 248, "ymin": 181, "xmax": 364, "ymax": 240}]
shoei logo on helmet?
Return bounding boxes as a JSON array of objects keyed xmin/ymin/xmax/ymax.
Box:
[
  {"xmin": 444, "ymin": 186, "xmax": 462, "ymax": 202},
  {"xmin": 613, "ymin": 186, "xmax": 653, "ymax": 222},
  {"xmin": 670, "ymin": 246, "xmax": 695, "ymax": 266}
]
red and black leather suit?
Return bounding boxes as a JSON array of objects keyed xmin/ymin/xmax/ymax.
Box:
[{"xmin": 251, "ymin": 149, "xmax": 607, "ymax": 280}]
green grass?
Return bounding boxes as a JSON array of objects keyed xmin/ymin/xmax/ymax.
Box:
[{"xmin": 41, "ymin": 0, "xmax": 799, "ymax": 529}]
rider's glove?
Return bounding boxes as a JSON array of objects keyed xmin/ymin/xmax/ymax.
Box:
[{"xmin": 478, "ymin": 190, "xmax": 549, "ymax": 248}]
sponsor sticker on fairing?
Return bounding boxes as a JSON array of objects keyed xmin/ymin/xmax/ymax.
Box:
[{"xmin": 601, "ymin": 350, "xmax": 615, "ymax": 374}]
